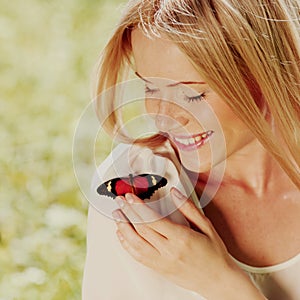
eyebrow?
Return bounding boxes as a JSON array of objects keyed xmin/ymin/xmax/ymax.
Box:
[{"xmin": 135, "ymin": 72, "xmax": 206, "ymax": 87}]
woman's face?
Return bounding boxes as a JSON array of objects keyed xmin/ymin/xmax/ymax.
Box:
[{"xmin": 131, "ymin": 29, "xmax": 256, "ymax": 173}]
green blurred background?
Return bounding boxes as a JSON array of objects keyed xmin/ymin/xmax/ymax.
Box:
[{"xmin": 0, "ymin": 0, "xmax": 124, "ymax": 298}]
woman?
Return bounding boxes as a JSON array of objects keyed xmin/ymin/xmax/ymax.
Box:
[{"xmin": 82, "ymin": 0, "xmax": 300, "ymax": 299}]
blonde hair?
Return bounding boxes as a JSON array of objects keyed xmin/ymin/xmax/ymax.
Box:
[{"xmin": 95, "ymin": 0, "xmax": 300, "ymax": 188}]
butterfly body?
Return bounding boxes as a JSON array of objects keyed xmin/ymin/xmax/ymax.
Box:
[{"xmin": 97, "ymin": 173, "xmax": 167, "ymax": 200}]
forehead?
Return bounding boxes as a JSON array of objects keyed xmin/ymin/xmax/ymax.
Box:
[{"xmin": 131, "ymin": 28, "xmax": 204, "ymax": 82}]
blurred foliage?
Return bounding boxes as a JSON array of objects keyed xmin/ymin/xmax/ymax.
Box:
[{"xmin": 0, "ymin": 0, "xmax": 124, "ymax": 299}]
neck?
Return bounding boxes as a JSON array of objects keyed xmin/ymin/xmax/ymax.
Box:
[{"xmin": 195, "ymin": 139, "xmax": 294, "ymax": 199}]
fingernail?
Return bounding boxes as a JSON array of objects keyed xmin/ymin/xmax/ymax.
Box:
[
  {"xmin": 125, "ymin": 193, "xmax": 134, "ymax": 204},
  {"xmin": 171, "ymin": 187, "xmax": 185, "ymax": 201},
  {"xmin": 115, "ymin": 196, "xmax": 125, "ymax": 208},
  {"xmin": 112, "ymin": 210, "xmax": 122, "ymax": 222}
]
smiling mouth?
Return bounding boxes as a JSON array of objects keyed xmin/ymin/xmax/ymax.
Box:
[{"xmin": 170, "ymin": 130, "xmax": 214, "ymax": 151}]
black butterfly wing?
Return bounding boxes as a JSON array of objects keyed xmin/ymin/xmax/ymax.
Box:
[
  {"xmin": 136, "ymin": 174, "xmax": 168, "ymax": 200},
  {"xmin": 96, "ymin": 176, "xmax": 128, "ymax": 199},
  {"xmin": 96, "ymin": 174, "xmax": 168, "ymax": 200}
]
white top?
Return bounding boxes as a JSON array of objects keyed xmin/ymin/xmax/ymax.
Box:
[{"xmin": 82, "ymin": 144, "xmax": 300, "ymax": 300}]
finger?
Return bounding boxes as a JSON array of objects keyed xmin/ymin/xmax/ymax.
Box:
[
  {"xmin": 124, "ymin": 193, "xmax": 183, "ymax": 238},
  {"xmin": 115, "ymin": 227, "xmax": 160, "ymax": 266},
  {"xmin": 170, "ymin": 187, "xmax": 212, "ymax": 236},
  {"xmin": 115, "ymin": 197, "xmax": 167, "ymax": 249},
  {"xmin": 112, "ymin": 209, "xmax": 160, "ymax": 255},
  {"xmin": 115, "ymin": 195, "xmax": 143, "ymax": 223}
]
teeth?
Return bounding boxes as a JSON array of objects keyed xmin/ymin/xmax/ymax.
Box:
[
  {"xmin": 189, "ymin": 138, "xmax": 194, "ymax": 144},
  {"xmin": 175, "ymin": 137, "xmax": 189, "ymax": 145},
  {"xmin": 174, "ymin": 136, "xmax": 196, "ymax": 145},
  {"xmin": 174, "ymin": 130, "xmax": 214, "ymax": 146}
]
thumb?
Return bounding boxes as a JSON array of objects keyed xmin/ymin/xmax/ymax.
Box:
[{"xmin": 171, "ymin": 187, "xmax": 212, "ymax": 235}]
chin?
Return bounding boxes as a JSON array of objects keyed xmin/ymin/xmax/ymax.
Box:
[{"xmin": 179, "ymin": 152, "xmax": 212, "ymax": 174}]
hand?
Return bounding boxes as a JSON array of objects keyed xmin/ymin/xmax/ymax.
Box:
[{"xmin": 112, "ymin": 188, "xmax": 265, "ymax": 299}]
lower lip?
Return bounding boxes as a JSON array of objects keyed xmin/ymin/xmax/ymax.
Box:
[{"xmin": 171, "ymin": 131, "xmax": 214, "ymax": 152}]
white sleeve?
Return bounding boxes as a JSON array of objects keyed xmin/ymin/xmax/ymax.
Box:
[
  {"xmin": 82, "ymin": 204, "xmax": 206, "ymax": 300},
  {"xmin": 82, "ymin": 204, "xmax": 164, "ymax": 300},
  {"xmin": 81, "ymin": 144, "xmax": 206, "ymax": 300}
]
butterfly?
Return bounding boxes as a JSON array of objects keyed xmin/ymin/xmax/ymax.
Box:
[{"xmin": 96, "ymin": 173, "xmax": 168, "ymax": 200}]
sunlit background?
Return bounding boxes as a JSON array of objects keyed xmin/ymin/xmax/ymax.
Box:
[{"xmin": 0, "ymin": 0, "xmax": 124, "ymax": 298}]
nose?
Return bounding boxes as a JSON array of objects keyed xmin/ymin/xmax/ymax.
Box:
[{"xmin": 155, "ymin": 99, "xmax": 189, "ymax": 132}]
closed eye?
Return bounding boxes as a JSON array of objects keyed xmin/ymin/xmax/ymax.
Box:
[{"xmin": 184, "ymin": 92, "xmax": 205, "ymax": 102}]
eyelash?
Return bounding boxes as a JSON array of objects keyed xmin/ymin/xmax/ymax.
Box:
[
  {"xmin": 184, "ymin": 93, "xmax": 205, "ymax": 102},
  {"xmin": 145, "ymin": 86, "xmax": 205, "ymax": 102}
]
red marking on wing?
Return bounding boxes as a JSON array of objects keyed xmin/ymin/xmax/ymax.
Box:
[
  {"xmin": 115, "ymin": 179, "xmax": 132, "ymax": 195},
  {"xmin": 133, "ymin": 177, "xmax": 148, "ymax": 196}
]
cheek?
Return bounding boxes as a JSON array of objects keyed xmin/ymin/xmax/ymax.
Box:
[
  {"xmin": 210, "ymin": 101, "xmax": 255, "ymax": 151},
  {"xmin": 207, "ymin": 94, "xmax": 244, "ymax": 128},
  {"xmin": 215, "ymin": 107, "xmax": 241, "ymax": 126}
]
